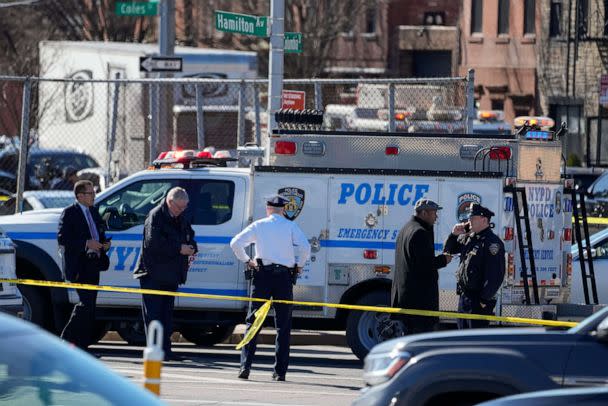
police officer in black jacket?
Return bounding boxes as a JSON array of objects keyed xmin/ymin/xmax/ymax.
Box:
[
  {"xmin": 444, "ymin": 203, "xmax": 505, "ymax": 329},
  {"xmin": 134, "ymin": 187, "xmax": 197, "ymax": 359}
]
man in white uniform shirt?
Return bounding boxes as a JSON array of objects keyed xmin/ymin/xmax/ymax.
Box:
[{"xmin": 230, "ymin": 195, "xmax": 311, "ymax": 381}]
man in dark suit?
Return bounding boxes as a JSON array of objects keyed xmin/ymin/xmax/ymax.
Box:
[
  {"xmin": 58, "ymin": 180, "xmax": 110, "ymax": 351},
  {"xmin": 134, "ymin": 187, "xmax": 197, "ymax": 360}
]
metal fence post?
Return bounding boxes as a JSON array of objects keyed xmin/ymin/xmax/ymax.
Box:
[
  {"xmin": 107, "ymin": 73, "xmax": 121, "ymax": 185},
  {"xmin": 314, "ymin": 82, "xmax": 322, "ymax": 110},
  {"xmin": 149, "ymin": 83, "xmax": 160, "ymax": 164},
  {"xmin": 388, "ymin": 83, "xmax": 396, "ymax": 132},
  {"xmin": 237, "ymin": 80, "xmax": 246, "ymax": 148},
  {"xmin": 466, "ymin": 69, "xmax": 476, "ymax": 134},
  {"xmin": 195, "ymin": 83, "xmax": 205, "ymax": 149},
  {"xmin": 15, "ymin": 77, "xmax": 31, "ymax": 214},
  {"xmin": 254, "ymin": 82, "xmax": 262, "ymax": 145}
]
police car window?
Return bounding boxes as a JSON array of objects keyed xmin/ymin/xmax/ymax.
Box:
[
  {"xmin": 592, "ymin": 173, "xmax": 608, "ymax": 197},
  {"xmin": 594, "ymin": 239, "xmax": 608, "ymax": 259},
  {"xmin": 97, "ymin": 180, "xmax": 180, "ymax": 231},
  {"xmin": 190, "ymin": 180, "xmax": 235, "ymax": 225}
]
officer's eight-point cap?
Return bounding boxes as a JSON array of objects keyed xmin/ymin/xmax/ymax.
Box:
[
  {"xmin": 414, "ymin": 198, "xmax": 443, "ymax": 211},
  {"xmin": 266, "ymin": 194, "xmax": 289, "ymax": 208},
  {"xmin": 467, "ymin": 203, "xmax": 495, "ymax": 219}
]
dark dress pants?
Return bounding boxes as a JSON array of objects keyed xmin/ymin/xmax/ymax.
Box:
[
  {"xmin": 457, "ymin": 294, "xmax": 496, "ymax": 329},
  {"xmin": 61, "ymin": 265, "xmax": 100, "ymax": 349},
  {"xmin": 140, "ymin": 276, "xmax": 178, "ymax": 355},
  {"xmin": 241, "ymin": 265, "xmax": 293, "ymax": 376}
]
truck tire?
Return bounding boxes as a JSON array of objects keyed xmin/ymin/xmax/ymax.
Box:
[
  {"xmin": 180, "ymin": 324, "xmax": 236, "ymax": 346},
  {"xmin": 346, "ymin": 290, "xmax": 396, "ymax": 361},
  {"xmin": 116, "ymin": 320, "xmax": 147, "ymax": 346},
  {"xmin": 19, "ymin": 285, "xmax": 52, "ymax": 330}
]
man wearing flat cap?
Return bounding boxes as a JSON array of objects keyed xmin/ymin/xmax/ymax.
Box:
[
  {"xmin": 230, "ymin": 194, "xmax": 311, "ymax": 382},
  {"xmin": 444, "ymin": 203, "xmax": 505, "ymax": 329},
  {"xmin": 391, "ymin": 198, "xmax": 452, "ymax": 334}
]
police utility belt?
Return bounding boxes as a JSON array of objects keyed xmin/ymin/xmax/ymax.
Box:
[{"xmin": 245, "ymin": 259, "xmax": 298, "ymax": 285}]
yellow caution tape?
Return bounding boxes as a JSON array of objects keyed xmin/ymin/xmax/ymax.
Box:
[
  {"xmin": 575, "ymin": 216, "xmax": 608, "ymax": 225},
  {"xmin": 236, "ymin": 300, "xmax": 272, "ymax": 350},
  {"xmin": 0, "ymin": 278, "xmax": 578, "ymax": 330}
]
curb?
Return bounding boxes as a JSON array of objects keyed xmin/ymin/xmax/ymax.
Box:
[{"xmin": 102, "ymin": 327, "xmax": 347, "ymax": 347}]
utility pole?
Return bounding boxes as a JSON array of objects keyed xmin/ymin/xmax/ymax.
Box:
[
  {"xmin": 266, "ymin": 0, "xmax": 285, "ymax": 161},
  {"xmin": 157, "ymin": 0, "xmax": 175, "ymax": 154}
]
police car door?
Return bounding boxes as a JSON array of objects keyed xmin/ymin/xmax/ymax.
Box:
[
  {"xmin": 94, "ymin": 174, "xmax": 188, "ymax": 306},
  {"xmin": 254, "ymin": 172, "xmax": 329, "ymax": 309},
  {"xmin": 180, "ymin": 175, "xmax": 247, "ymax": 310}
]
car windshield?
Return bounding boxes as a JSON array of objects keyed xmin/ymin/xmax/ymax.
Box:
[
  {"xmin": 568, "ymin": 307, "xmax": 608, "ymax": 334},
  {"xmin": 0, "ymin": 329, "xmax": 162, "ymax": 405},
  {"xmin": 36, "ymin": 196, "xmax": 74, "ymax": 209}
]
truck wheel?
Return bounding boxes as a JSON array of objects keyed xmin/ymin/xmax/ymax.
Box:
[
  {"xmin": 18, "ymin": 285, "xmax": 52, "ymax": 330},
  {"xmin": 346, "ymin": 290, "xmax": 400, "ymax": 361},
  {"xmin": 181, "ymin": 324, "xmax": 236, "ymax": 346},
  {"xmin": 116, "ymin": 320, "xmax": 147, "ymax": 346}
]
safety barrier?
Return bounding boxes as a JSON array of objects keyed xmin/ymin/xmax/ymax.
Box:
[{"xmin": 143, "ymin": 320, "xmax": 163, "ymax": 395}]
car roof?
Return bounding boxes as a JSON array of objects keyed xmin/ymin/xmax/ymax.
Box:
[
  {"xmin": 23, "ymin": 190, "xmax": 74, "ymax": 198},
  {"xmin": 0, "ymin": 311, "xmax": 39, "ymax": 335}
]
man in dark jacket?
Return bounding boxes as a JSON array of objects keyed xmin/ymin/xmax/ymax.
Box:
[
  {"xmin": 444, "ymin": 203, "xmax": 505, "ymax": 329},
  {"xmin": 135, "ymin": 187, "xmax": 197, "ymax": 359},
  {"xmin": 391, "ymin": 199, "xmax": 452, "ymax": 334},
  {"xmin": 58, "ymin": 180, "xmax": 111, "ymax": 351}
]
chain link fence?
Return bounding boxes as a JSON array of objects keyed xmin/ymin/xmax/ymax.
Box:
[{"xmin": 0, "ymin": 73, "xmax": 474, "ymax": 213}]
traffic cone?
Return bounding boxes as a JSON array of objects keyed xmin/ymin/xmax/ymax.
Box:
[{"xmin": 143, "ymin": 320, "xmax": 164, "ymax": 396}]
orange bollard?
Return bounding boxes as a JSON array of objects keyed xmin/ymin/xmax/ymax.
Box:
[{"xmin": 143, "ymin": 320, "xmax": 164, "ymax": 396}]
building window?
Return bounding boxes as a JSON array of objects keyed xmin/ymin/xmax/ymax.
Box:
[
  {"xmin": 471, "ymin": 0, "xmax": 483, "ymax": 33},
  {"xmin": 604, "ymin": 0, "xmax": 608, "ymax": 36},
  {"xmin": 549, "ymin": 1, "xmax": 562, "ymax": 37},
  {"xmin": 577, "ymin": 0, "xmax": 588, "ymax": 39},
  {"xmin": 524, "ymin": 0, "xmax": 535, "ymax": 34},
  {"xmin": 365, "ymin": 4, "xmax": 377, "ymax": 34},
  {"xmin": 491, "ymin": 99, "xmax": 505, "ymax": 111},
  {"xmin": 423, "ymin": 12, "xmax": 445, "ymax": 26},
  {"xmin": 498, "ymin": 0, "xmax": 510, "ymax": 35}
]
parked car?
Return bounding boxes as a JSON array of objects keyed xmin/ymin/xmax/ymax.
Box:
[
  {"xmin": 353, "ymin": 307, "xmax": 608, "ymax": 406},
  {"xmin": 0, "ymin": 146, "xmax": 99, "ymax": 191},
  {"xmin": 0, "ymin": 190, "xmax": 74, "ymax": 215},
  {"xmin": 571, "ymin": 228, "xmax": 608, "ymax": 305},
  {"xmin": 477, "ymin": 386, "xmax": 608, "ymax": 406},
  {"xmin": 562, "ymin": 166, "xmax": 606, "ymax": 193},
  {"xmin": 0, "ymin": 312, "xmax": 164, "ymax": 405},
  {"xmin": 584, "ymin": 170, "xmax": 608, "ymax": 217}
]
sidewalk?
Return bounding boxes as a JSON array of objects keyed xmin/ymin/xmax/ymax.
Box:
[{"xmin": 103, "ymin": 325, "xmax": 347, "ymax": 347}]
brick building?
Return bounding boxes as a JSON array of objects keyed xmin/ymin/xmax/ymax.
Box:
[
  {"xmin": 460, "ymin": 0, "xmax": 539, "ymax": 123},
  {"xmin": 537, "ymin": 0, "xmax": 608, "ymax": 166},
  {"xmin": 387, "ymin": 0, "xmax": 461, "ymax": 77}
]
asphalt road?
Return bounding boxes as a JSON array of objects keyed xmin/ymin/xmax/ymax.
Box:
[{"xmin": 94, "ymin": 340, "xmax": 364, "ymax": 406}]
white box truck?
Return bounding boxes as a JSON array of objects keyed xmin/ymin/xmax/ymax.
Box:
[{"xmin": 36, "ymin": 41, "xmax": 258, "ymax": 178}]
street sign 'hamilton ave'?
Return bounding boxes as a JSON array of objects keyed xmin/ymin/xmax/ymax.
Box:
[{"xmin": 214, "ymin": 10, "xmax": 269, "ymax": 37}]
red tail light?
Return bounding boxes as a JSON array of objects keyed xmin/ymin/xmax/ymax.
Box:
[
  {"xmin": 507, "ymin": 253, "xmax": 515, "ymax": 278},
  {"xmin": 566, "ymin": 253, "xmax": 573, "ymax": 277},
  {"xmin": 385, "ymin": 146, "xmax": 399, "ymax": 155},
  {"xmin": 363, "ymin": 250, "xmax": 378, "ymax": 259},
  {"xmin": 563, "ymin": 228, "xmax": 572, "ymax": 243},
  {"xmin": 275, "ymin": 141, "xmax": 297, "ymax": 155},
  {"xmin": 504, "ymin": 227, "xmax": 514, "ymax": 241},
  {"xmin": 489, "ymin": 147, "xmax": 512, "ymax": 160}
]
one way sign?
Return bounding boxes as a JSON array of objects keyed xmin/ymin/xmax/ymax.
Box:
[{"xmin": 139, "ymin": 56, "xmax": 183, "ymax": 72}]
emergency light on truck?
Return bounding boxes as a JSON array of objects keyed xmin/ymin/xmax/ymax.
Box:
[{"xmin": 151, "ymin": 149, "xmax": 235, "ymax": 169}]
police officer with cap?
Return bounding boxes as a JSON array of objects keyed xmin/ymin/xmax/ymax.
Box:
[
  {"xmin": 230, "ymin": 194, "xmax": 311, "ymax": 381},
  {"xmin": 444, "ymin": 203, "xmax": 505, "ymax": 329}
]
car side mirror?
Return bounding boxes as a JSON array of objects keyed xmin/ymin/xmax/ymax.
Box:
[{"xmin": 596, "ymin": 318, "xmax": 608, "ymax": 343}]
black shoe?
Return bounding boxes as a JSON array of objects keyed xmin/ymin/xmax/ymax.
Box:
[
  {"xmin": 272, "ymin": 372, "xmax": 285, "ymax": 381},
  {"xmin": 238, "ymin": 368, "xmax": 250, "ymax": 379}
]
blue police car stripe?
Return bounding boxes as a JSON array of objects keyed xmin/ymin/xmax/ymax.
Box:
[{"xmin": 7, "ymin": 232, "xmax": 443, "ymax": 251}]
